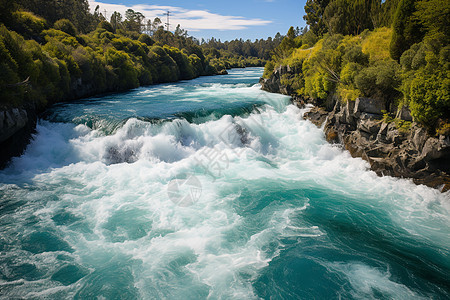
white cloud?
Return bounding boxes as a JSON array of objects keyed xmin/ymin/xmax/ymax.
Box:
[{"xmin": 89, "ymin": 1, "xmax": 272, "ymax": 31}]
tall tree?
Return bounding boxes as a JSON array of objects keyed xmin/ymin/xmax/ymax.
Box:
[
  {"xmin": 303, "ymin": 0, "xmax": 330, "ymax": 36},
  {"xmin": 414, "ymin": 0, "xmax": 450, "ymax": 44},
  {"xmin": 124, "ymin": 9, "xmax": 145, "ymax": 33},
  {"xmin": 152, "ymin": 17, "xmax": 162, "ymax": 34},
  {"xmin": 110, "ymin": 11, "xmax": 122, "ymax": 33},
  {"xmin": 389, "ymin": 0, "xmax": 423, "ymax": 60}
]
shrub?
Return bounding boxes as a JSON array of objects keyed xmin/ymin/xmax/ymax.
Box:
[
  {"xmin": 263, "ymin": 60, "xmax": 275, "ymax": 78},
  {"xmin": 138, "ymin": 34, "xmax": 154, "ymax": 46},
  {"xmin": 54, "ymin": 19, "xmax": 78, "ymax": 36},
  {"xmin": 11, "ymin": 11, "xmax": 46, "ymax": 40},
  {"xmin": 105, "ymin": 48, "xmax": 139, "ymax": 90},
  {"xmin": 97, "ymin": 21, "xmax": 114, "ymax": 33},
  {"xmin": 409, "ymin": 70, "xmax": 450, "ymax": 128},
  {"xmin": 362, "ymin": 27, "xmax": 392, "ymax": 62},
  {"xmin": 355, "ymin": 60, "xmax": 401, "ymax": 102}
]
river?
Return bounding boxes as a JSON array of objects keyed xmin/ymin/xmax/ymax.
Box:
[{"xmin": 0, "ymin": 68, "xmax": 449, "ymax": 299}]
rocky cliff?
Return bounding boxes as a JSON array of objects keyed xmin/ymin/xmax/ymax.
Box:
[
  {"xmin": 0, "ymin": 107, "xmax": 37, "ymax": 168},
  {"xmin": 261, "ymin": 66, "xmax": 450, "ymax": 192}
]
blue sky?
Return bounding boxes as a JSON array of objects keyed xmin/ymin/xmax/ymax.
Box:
[{"xmin": 89, "ymin": 0, "xmax": 308, "ymax": 41}]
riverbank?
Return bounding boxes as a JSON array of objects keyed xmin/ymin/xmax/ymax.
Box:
[
  {"xmin": 0, "ymin": 70, "xmax": 232, "ymax": 169},
  {"xmin": 260, "ymin": 66, "xmax": 450, "ymax": 192}
]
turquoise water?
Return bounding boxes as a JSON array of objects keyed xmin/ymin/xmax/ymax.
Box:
[{"xmin": 0, "ymin": 68, "xmax": 449, "ymax": 299}]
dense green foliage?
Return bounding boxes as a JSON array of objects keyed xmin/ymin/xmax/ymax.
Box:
[
  {"xmin": 264, "ymin": 0, "xmax": 449, "ymax": 133},
  {"xmin": 0, "ymin": 19, "xmax": 213, "ymax": 109},
  {"xmin": 0, "ymin": 1, "xmax": 275, "ymax": 110},
  {"xmin": 389, "ymin": 0, "xmax": 423, "ymax": 60},
  {"xmin": 16, "ymin": 0, "xmax": 96, "ymax": 33},
  {"xmin": 200, "ymin": 35, "xmax": 282, "ymax": 61},
  {"xmin": 304, "ymin": 0, "xmax": 401, "ymax": 37}
]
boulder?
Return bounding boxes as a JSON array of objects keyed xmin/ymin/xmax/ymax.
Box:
[
  {"xmin": 422, "ymin": 137, "xmax": 446, "ymax": 160},
  {"xmin": 345, "ymin": 100, "xmax": 356, "ymax": 124},
  {"xmin": 395, "ymin": 105, "xmax": 413, "ymax": 121},
  {"xmin": 353, "ymin": 97, "xmax": 386, "ymax": 117},
  {"xmin": 412, "ymin": 127, "xmax": 429, "ymax": 151},
  {"xmin": 357, "ymin": 113, "xmax": 382, "ymax": 135},
  {"xmin": 377, "ymin": 122, "xmax": 389, "ymax": 141},
  {"xmin": 0, "ymin": 109, "xmax": 29, "ymax": 143},
  {"xmin": 386, "ymin": 128, "xmax": 403, "ymax": 146},
  {"xmin": 217, "ymin": 69, "xmax": 228, "ymax": 75}
]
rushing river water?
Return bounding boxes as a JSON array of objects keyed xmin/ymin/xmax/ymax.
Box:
[{"xmin": 0, "ymin": 68, "xmax": 449, "ymax": 299}]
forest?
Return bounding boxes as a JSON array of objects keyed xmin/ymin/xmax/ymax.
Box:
[
  {"xmin": 264, "ymin": 0, "xmax": 449, "ymax": 134},
  {"xmin": 0, "ymin": 0, "xmax": 280, "ymax": 110}
]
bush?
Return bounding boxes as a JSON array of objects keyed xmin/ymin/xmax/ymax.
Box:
[
  {"xmin": 362, "ymin": 27, "xmax": 392, "ymax": 62},
  {"xmin": 409, "ymin": 70, "xmax": 450, "ymax": 128},
  {"xmin": 148, "ymin": 46, "xmax": 179, "ymax": 82},
  {"xmin": 164, "ymin": 45, "xmax": 194, "ymax": 80},
  {"xmin": 342, "ymin": 45, "xmax": 368, "ymax": 66},
  {"xmin": 105, "ymin": 48, "xmax": 139, "ymax": 90},
  {"xmin": 97, "ymin": 21, "xmax": 114, "ymax": 33},
  {"xmin": 54, "ymin": 19, "xmax": 78, "ymax": 36},
  {"xmin": 138, "ymin": 34, "xmax": 154, "ymax": 46},
  {"xmin": 355, "ymin": 60, "xmax": 401, "ymax": 102},
  {"xmin": 11, "ymin": 11, "xmax": 46, "ymax": 40}
]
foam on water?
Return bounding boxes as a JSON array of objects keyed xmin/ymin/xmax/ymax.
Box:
[{"xmin": 0, "ymin": 68, "xmax": 449, "ymax": 299}]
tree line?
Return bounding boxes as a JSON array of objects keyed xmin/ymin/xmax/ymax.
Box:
[{"xmin": 0, "ymin": 0, "xmax": 281, "ymax": 110}]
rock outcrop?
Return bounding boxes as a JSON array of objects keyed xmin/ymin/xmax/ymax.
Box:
[
  {"xmin": 300, "ymin": 97, "xmax": 450, "ymax": 192},
  {"xmin": 261, "ymin": 67, "xmax": 450, "ymax": 192},
  {"xmin": 0, "ymin": 107, "xmax": 37, "ymax": 168},
  {"xmin": 259, "ymin": 65, "xmax": 293, "ymax": 95}
]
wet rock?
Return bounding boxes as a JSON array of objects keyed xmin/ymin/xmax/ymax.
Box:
[
  {"xmin": 261, "ymin": 69, "xmax": 450, "ymax": 192},
  {"xmin": 0, "ymin": 108, "xmax": 28, "ymax": 143},
  {"xmin": 353, "ymin": 97, "xmax": 385, "ymax": 117},
  {"xmin": 260, "ymin": 64, "xmax": 294, "ymax": 95},
  {"xmin": 305, "ymin": 97, "xmax": 450, "ymax": 192},
  {"xmin": 412, "ymin": 127, "xmax": 429, "ymax": 151},
  {"xmin": 303, "ymin": 107, "xmax": 328, "ymax": 127},
  {"xmin": 0, "ymin": 107, "xmax": 37, "ymax": 169},
  {"xmin": 358, "ymin": 113, "xmax": 381, "ymax": 135},
  {"xmin": 422, "ymin": 137, "xmax": 448, "ymax": 160}
]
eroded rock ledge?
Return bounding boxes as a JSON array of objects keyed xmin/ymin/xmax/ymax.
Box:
[{"xmin": 260, "ymin": 66, "xmax": 450, "ymax": 192}]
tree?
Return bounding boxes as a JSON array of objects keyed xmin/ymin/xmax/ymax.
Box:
[
  {"xmin": 124, "ymin": 9, "xmax": 145, "ymax": 33},
  {"xmin": 174, "ymin": 24, "xmax": 187, "ymax": 37},
  {"xmin": 323, "ymin": 0, "xmax": 378, "ymax": 36},
  {"xmin": 303, "ymin": 0, "xmax": 330, "ymax": 36},
  {"xmin": 17, "ymin": 0, "xmax": 95, "ymax": 33},
  {"xmin": 389, "ymin": 0, "xmax": 424, "ymax": 60},
  {"xmin": 152, "ymin": 17, "xmax": 162, "ymax": 34},
  {"xmin": 110, "ymin": 11, "xmax": 122, "ymax": 33},
  {"xmin": 414, "ymin": 0, "xmax": 450, "ymax": 45},
  {"xmin": 53, "ymin": 18, "xmax": 77, "ymax": 36}
]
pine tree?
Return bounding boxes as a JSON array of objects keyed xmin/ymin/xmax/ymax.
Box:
[{"xmin": 389, "ymin": 0, "xmax": 423, "ymax": 60}]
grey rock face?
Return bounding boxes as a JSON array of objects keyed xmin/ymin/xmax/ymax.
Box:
[
  {"xmin": 312, "ymin": 99, "xmax": 449, "ymax": 191},
  {"xmin": 0, "ymin": 107, "xmax": 37, "ymax": 168},
  {"xmin": 262, "ymin": 67, "xmax": 450, "ymax": 191},
  {"xmin": 0, "ymin": 109, "xmax": 29, "ymax": 143},
  {"xmin": 260, "ymin": 64, "xmax": 293, "ymax": 95},
  {"xmin": 353, "ymin": 97, "xmax": 386, "ymax": 117}
]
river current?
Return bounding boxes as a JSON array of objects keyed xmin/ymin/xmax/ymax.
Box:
[{"xmin": 0, "ymin": 68, "xmax": 449, "ymax": 299}]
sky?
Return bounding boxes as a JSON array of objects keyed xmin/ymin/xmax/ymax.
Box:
[{"xmin": 88, "ymin": 0, "xmax": 308, "ymax": 41}]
